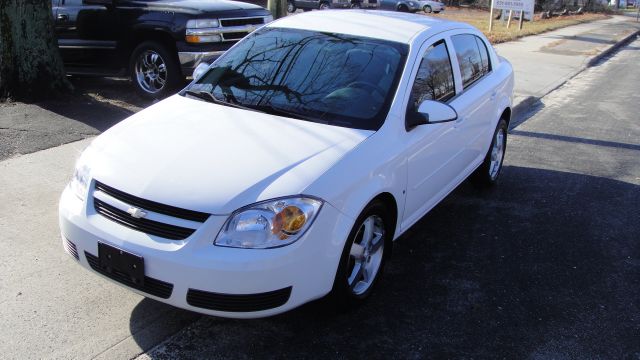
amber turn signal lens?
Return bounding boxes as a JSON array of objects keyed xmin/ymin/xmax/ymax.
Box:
[
  {"xmin": 272, "ymin": 206, "xmax": 306, "ymax": 240},
  {"xmin": 185, "ymin": 35, "xmax": 201, "ymax": 43}
]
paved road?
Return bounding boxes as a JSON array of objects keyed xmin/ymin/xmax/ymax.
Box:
[
  {"xmin": 1, "ymin": 40, "xmax": 638, "ymax": 359},
  {"xmin": 136, "ymin": 39, "xmax": 640, "ymax": 359}
]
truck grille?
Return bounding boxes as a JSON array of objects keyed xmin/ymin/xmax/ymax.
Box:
[
  {"xmin": 220, "ymin": 17, "xmax": 265, "ymax": 27},
  {"xmin": 85, "ymin": 252, "xmax": 174, "ymax": 299},
  {"xmin": 187, "ymin": 287, "xmax": 292, "ymax": 312},
  {"xmin": 93, "ymin": 181, "xmax": 209, "ymax": 240},
  {"xmin": 222, "ymin": 31, "xmax": 249, "ymax": 41}
]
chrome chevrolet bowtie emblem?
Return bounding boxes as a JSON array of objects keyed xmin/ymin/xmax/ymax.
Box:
[{"xmin": 126, "ymin": 207, "xmax": 148, "ymax": 219}]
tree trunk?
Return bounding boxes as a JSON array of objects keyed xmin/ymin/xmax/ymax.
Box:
[
  {"xmin": 268, "ymin": 0, "xmax": 288, "ymax": 19},
  {"xmin": 0, "ymin": 0, "xmax": 71, "ymax": 101}
]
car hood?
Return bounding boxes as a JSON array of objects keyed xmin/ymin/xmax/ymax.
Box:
[
  {"xmin": 88, "ymin": 95, "xmax": 372, "ymax": 214},
  {"xmin": 121, "ymin": 0, "xmax": 265, "ymax": 14}
]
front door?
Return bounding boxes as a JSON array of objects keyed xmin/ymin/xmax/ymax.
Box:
[
  {"xmin": 402, "ymin": 38, "xmax": 464, "ymax": 229},
  {"xmin": 53, "ymin": 0, "xmax": 119, "ymax": 73}
]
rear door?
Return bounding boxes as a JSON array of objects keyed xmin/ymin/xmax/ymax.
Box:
[{"xmin": 448, "ymin": 32, "xmax": 498, "ymax": 166}]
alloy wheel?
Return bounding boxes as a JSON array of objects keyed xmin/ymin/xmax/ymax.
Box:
[
  {"xmin": 489, "ymin": 128, "xmax": 505, "ymax": 179},
  {"xmin": 134, "ymin": 50, "xmax": 168, "ymax": 94},
  {"xmin": 347, "ymin": 215, "xmax": 385, "ymax": 295}
]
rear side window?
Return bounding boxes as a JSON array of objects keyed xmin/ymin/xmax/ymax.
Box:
[
  {"xmin": 408, "ymin": 40, "xmax": 456, "ymax": 110},
  {"xmin": 451, "ymin": 34, "xmax": 491, "ymax": 88}
]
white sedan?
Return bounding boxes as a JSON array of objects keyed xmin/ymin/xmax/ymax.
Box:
[
  {"xmin": 420, "ymin": 0, "xmax": 445, "ymax": 13},
  {"xmin": 59, "ymin": 10, "xmax": 513, "ymax": 318}
]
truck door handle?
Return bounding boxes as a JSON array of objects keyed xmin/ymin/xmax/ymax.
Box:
[{"xmin": 57, "ymin": 13, "xmax": 69, "ymax": 22}]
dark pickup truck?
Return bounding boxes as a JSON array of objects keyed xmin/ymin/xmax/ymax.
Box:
[{"xmin": 51, "ymin": 0, "xmax": 272, "ymax": 98}]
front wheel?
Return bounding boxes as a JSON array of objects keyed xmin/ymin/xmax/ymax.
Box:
[
  {"xmin": 319, "ymin": 2, "xmax": 330, "ymax": 9},
  {"xmin": 287, "ymin": 1, "xmax": 297, "ymax": 12},
  {"xmin": 424, "ymin": 5, "xmax": 432, "ymax": 12},
  {"xmin": 130, "ymin": 41, "xmax": 182, "ymax": 99},
  {"xmin": 329, "ymin": 201, "xmax": 392, "ymax": 310},
  {"xmin": 397, "ymin": 4, "xmax": 409, "ymax": 11},
  {"xmin": 472, "ymin": 119, "xmax": 508, "ymax": 186}
]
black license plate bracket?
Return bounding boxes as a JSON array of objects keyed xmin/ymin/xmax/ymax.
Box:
[{"xmin": 98, "ymin": 242, "xmax": 145, "ymax": 287}]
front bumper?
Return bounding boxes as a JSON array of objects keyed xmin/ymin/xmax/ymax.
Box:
[
  {"xmin": 59, "ymin": 184, "xmax": 355, "ymax": 319},
  {"xmin": 178, "ymin": 51, "xmax": 226, "ymax": 76}
]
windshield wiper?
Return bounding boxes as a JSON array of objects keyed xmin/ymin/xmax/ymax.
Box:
[
  {"xmin": 183, "ymin": 89, "xmax": 258, "ymax": 112},
  {"xmin": 252, "ymin": 104, "xmax": 325, "ymax": 123}
]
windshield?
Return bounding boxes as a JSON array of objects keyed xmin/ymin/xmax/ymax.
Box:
[{"xmin": 184, "ymin": 27, "xmax": 408, "ymax": 130}]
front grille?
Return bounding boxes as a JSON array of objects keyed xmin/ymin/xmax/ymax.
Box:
[
  {"xmin": 220, "ymin": 17, "xmax": 264, "ymax": 27},
  {"xmin": 85, "ymin": 252, "xmax": 173, "ymax": 299},
  {"xmin": 94, "ymin": 181, "xmax": 210, "ymax": 222},
  {"xmin": 222, "ymin": 32, "xmax": 249, "ymax": 41},
  {"xmin": 187, "ymin": 287, "xmax": 292, "ymax": 312},
  {"xmin": 63, "ymin": 238, "xmax": 79, "ymax": 260},
  {"xmin": 94, "ymin": 198, "xmax": 196, "ymax": 240}
]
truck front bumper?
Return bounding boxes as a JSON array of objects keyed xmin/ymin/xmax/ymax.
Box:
[{"xmin": 178, "ymin": 51, "xmax": 226, "ymax": 76}]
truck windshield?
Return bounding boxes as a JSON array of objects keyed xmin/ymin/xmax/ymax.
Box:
[{"xmin": 184, "ymin": 27, "xmax": 407, "ymax": 130}]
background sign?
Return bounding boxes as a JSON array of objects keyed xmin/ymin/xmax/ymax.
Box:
[{"xmin": 494, "ymin": 0, "xmax": 534, "ymax": 15}]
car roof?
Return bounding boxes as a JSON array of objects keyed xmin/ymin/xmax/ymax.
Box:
[{"xmin": 267, "ymin": 10, "xmax": 472, "ymax": 44}]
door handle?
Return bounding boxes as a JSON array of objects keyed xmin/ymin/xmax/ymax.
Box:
[
  {"xmin": 490, "ymin": 91, "xmax": 497, "ymax": 100},
  {"xmin": 57, "ymin": 13, "xmax": 69, "ymax": 22}
]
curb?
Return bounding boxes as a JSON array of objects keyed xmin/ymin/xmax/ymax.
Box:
[
  {"xmin": 510, "ymin": 28, "xmax": 639, "ymax": 128},
  {"xmin": 586, "ymin": 29, "xmax": 640, "ymax": 67}
]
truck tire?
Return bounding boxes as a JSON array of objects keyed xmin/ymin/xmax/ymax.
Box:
[
  {"xmin": 130, "ymin": 41, "xmax": 182, "ymax": 99},
  {"xmin": 287, "ymin": 1, "xmax": 297, "ymax": 12}
]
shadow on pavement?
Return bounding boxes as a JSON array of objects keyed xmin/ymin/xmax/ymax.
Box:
[{"xmin": 130, "ymin": 166, "xmax": 639, "ymax": 359}]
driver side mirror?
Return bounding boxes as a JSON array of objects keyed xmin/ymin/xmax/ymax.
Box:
[{"xmin": 406, "ymin": 100, "xmax": 458, "ymax": 129}]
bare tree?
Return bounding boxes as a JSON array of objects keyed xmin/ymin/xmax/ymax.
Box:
[{"xmin": 0, "ymin": 0, "xmax": 70, "ymax": 100}]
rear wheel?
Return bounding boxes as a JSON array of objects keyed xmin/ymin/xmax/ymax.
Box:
[
  {"xmin": 130, "ymin": 41, "xmax": 182, "ymax": 99},
  {"xmin": 319, "ymin": 1, "xmax": 330, "ymax": 9},
  {"xmin": 398, "ymin": 4, "xmax": 409, "ymax": 11},
  {"xmin": 329, "ymin": 200, "xmax": 392, "ymax": 310},
  {"xmin": 472, "ymin": 119, "xmax": 508, "ymax": 187},
  {"xmin": 424, "ymin": 5, "xmax": 432, "ymax": 12},
  {"xmin": 287, "ymin": 1, "xmax": 297, "ymax": 12}
]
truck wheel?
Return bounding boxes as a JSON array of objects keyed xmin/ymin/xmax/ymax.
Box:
[
  {"xmin": 287, "ymin": 1, "xmax": 297, "ymax": 12},
  {"xmin": 130, "ymin": 41, "xmax": 182, "ymax": 99},
  {"xmin": 424, "ymin": 5, "xmax": 432, "ymax": 12},
  {"xmin": 319, "ymin": 2, "xmax": 330, "ymax": 9}
]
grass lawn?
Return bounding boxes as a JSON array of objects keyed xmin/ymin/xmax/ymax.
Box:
[{"xmin": 431, "ymin": 8, "xmax": 609, "ymax": 43}]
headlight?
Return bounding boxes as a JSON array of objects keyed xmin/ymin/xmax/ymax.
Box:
[
  {"xmin": 186, "ymin": 19, "xmax": 219, "ymax": 29},
  {"xmin": 215, "ymin": 196, "xmax": 323, "ymax": 249},
  {"xmin": 68, "ymin": 150, "xmax": 92, "ymax": 201}
]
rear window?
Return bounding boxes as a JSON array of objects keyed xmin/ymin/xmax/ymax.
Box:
[{"xmin": 451, "ymin": 34, "xmax": 491, "ymax": 88}]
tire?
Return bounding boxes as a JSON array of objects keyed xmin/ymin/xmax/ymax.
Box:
[
  {"xmin": 472, "ymin": 118, "xmax": 508, "ymax": 187},
  {"xmin": 319, "ymin": 2, "xmax": 330, "ymax": 9},
  {"xmin": 129, "ymin": 41, "xmax": 182, "ymax": 100},
  {"xmin": 397, "ymin": 4, "xmax": 409, "ymax": 11},
  {"xmin": 351, "ymin": 1, "xmax": 362, "ymax": 8},
  {"xmin": 328, "ymin": 200, "xmax": 392, "ymax": 310},
  {"xmin": 424, "ymin": 5, "xmax": 432, "ymax": 12},
  {"xmin": 287, "ymin": 1, "xmax": 297, "ymax": 12}
]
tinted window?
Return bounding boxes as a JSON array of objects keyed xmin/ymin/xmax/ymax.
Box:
[
  {"xmin": 475, "ymin": 36, "xmax": 491, "ymax": 74},
  {"xmin": 408, "ymin": 41, "xmax": 455, "ymax": 110},
  {"xmin": 451, "ymin": 34, "xmax": 487, "ymax": 88},
  {"xmin": 187, "ymin": 28, "xmax": 408, "ymax": 130}
]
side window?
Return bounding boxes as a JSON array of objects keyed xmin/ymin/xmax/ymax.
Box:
[
  {"xmin": 451, "ymin": 34, "xmax": 487, "ymax": 88},
  {"xmin": 408, "ymin": 40, "xmax": 456, "ymax": 111},
  {"xmin": 475, "ymin": 36, "xmax": 491, "ymax": 74}
]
